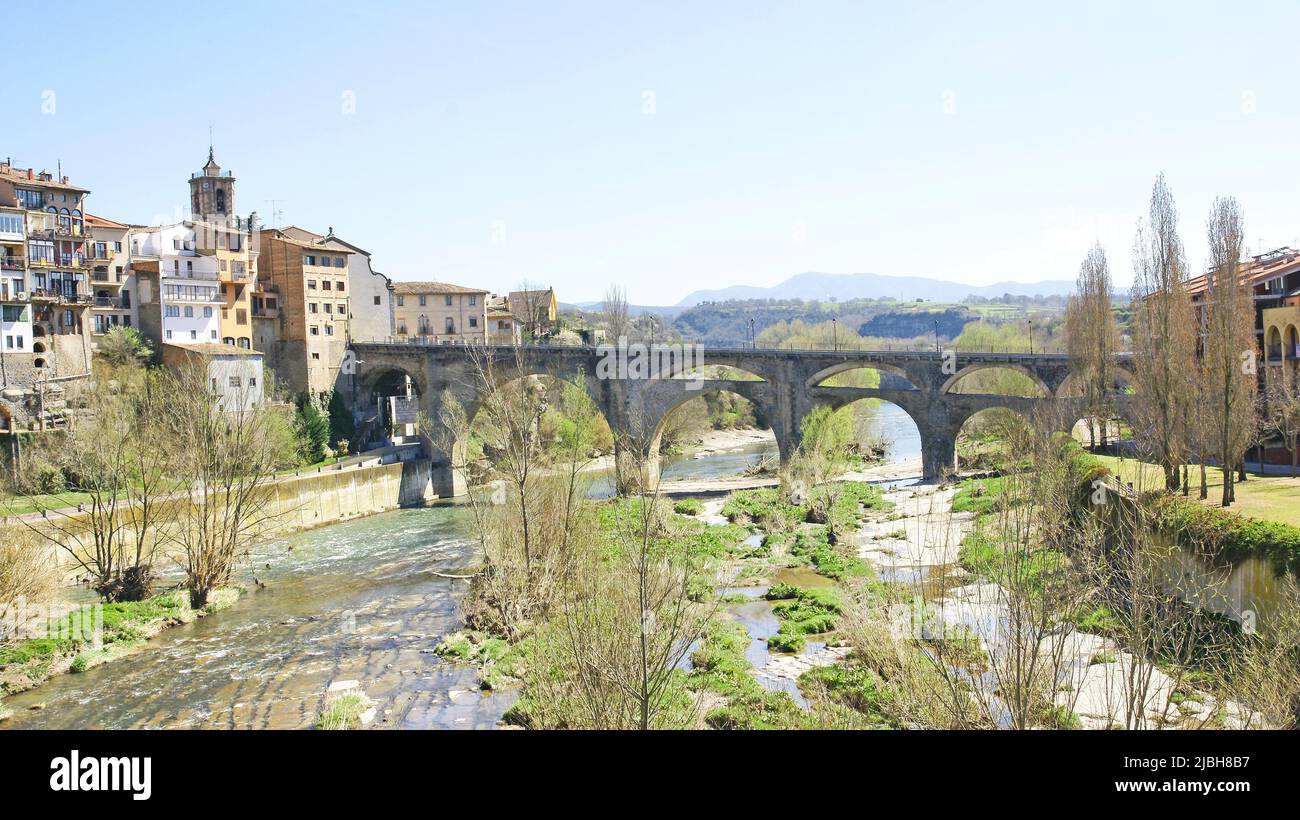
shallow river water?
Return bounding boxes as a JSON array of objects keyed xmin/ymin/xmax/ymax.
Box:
[{"xmin": 2, "ymin": 404, "xmax": 922, "ymax": 730}]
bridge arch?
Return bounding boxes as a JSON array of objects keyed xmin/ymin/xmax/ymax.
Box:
[
  {"xmin": 647, "ymin": 384, "xmax": 783, "ymax": 462},
  {"xmin": 807, "ymin": 362, "xmax": 918, "ymax": 390},
  {"xmin": 942, "ymin": 363, "xmax": 1051, "ymax": 396},
  {"xmin": 1054, "ymin": 366, "xmax": 1134, "ymax": 399}
]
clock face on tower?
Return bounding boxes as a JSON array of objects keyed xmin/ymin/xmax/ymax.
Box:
[{"xmin": 202, "ymin": 181, "xmax": 210, "ymax": 189}]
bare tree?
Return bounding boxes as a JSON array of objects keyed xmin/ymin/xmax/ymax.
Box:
[
  {"xmin": 1201, "ymin": 196, "xmax": 1256, "ymax": 506},
  {"xmin": 162, "ymin": 361, "xmax": 295, "ymax": 609},
  {"xmin": 539, "ymin": 423, "xmax": 712, "ymax": 729},
  {"xmin": 22, "ymin": 369, "xmax": 173, "ymax": 601},
  {"xmin": 1064, "ymin": 242, "xmax": 1120, "ymax": 450},
  {"xmin": 602, "ymin": 284, "xmax": 631, "ymax": 344},
  {"xmin": 1130, "ymin": 174, "xmax": 1198, "ymax": 491},
  {"xmin": 425, "ymin": 345, "xmax": 594, "ymax": 636},
  {"xmin": 513, "ymin": 280, "xmax": 550, "ymax": 341}
]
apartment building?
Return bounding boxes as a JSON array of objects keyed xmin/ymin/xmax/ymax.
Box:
[
  {"xmin": 86, "ymin": 214, "xmax": 135, "ymax": 341},
  {"xmin": 0, "ymin": 161, "xmax": 96, "ymax": 429},
  {"xmin": 392, "ymin": 281, "xmax": 488, "ymax": 342},
  {"xmin": 131, "ymin": 222, "xmax": 223, "ymax": 346},
  {"xmin": 1185, "ymin": 246, "xmax": 1300, "ymax": 467},
  {"xmin": 257, "ymin": 228, "xmax": 352, "ymax": 395},
  {"xmin": 276, "ymin": 226, "xmax": 393, "ymax": 341}
]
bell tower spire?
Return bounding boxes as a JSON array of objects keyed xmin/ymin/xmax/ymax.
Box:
[{"xmin": 190, "ymin": 143, "xmax": 235, "ymax": 218}]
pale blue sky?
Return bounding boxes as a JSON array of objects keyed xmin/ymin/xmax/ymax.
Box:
[{"xmin": 3, "ymin": 1, "xmax": 1297, "ymax": 304}]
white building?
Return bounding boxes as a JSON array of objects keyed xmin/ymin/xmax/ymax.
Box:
[
  {"xmin": 130, "ymin": 222, "xmax": 223, "ymax": 347},
  {"xmin": 162, "ymin": 342, "xmax": 264, "ymax": 412}
]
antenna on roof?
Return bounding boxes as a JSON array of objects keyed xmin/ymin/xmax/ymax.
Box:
[{"xmin": 265, "ymin": 199, "xmax": 286, "ymax": 229}]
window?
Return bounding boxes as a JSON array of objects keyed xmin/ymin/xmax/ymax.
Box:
[
  {"xmin": 444, "ymin": 295, "xmax": 452, "ymax": 306},
  {"xmin": 237, "ymin": 309, "xmax": 246, "ymax": 324},
  {"xmin": 335, "ymin": 257, "xmax": 345, "ymax": 268},
  {"xmin": 212, "ymin": 378, "xmax": 218, "ymax": 392},
  {"xmin": 309, "ymin": 302, "xmax": 318, "ymax": 313},
  {"xmin": 186, "ymin": 260, "xmax": 193, "ymax": 275},
  {"xmin": 325, "ymin": 325, "xmax": 333, "ymax": 336},
  {"xmin": 469, "ymin": 316, "xmax": 478, "ymax": 328},
  {"xmin": 469, "ymin": 294, "xmax": 477, "ymax": 306},
  {"xmin": 396, "ymin": 295, "xmax": 404, "ymax": 306},
  {"xmin": 312, "ymin": 352, "xmax": 320, "ymax": 360},
  {"xmin": 374, "ymin": 295, "xmax": 380, "ymax": 306},
  {"xmin": 184, "ymin": 306, "xmax": 194, "ymax": 318},
  {"xmin": 324, "ymin": 303, "xmax": 332, "ymax": 314},
  {"xmin": 165, "ymin": 305, "xmax": 180, "ymax": 318},
  {"xmin": 210, "ymin": 329, "xmax": 218, "ymax": 339},
  {"xmin": 173, "ymin": 238, "xmax": 181, "ymax": 250},
  {"xmin": 190, "ymin": 330, "xmax": 197, "ymax": 340},
  {"xmin": 338, "ymin": 303, "xmax": 346, "ymax": 314},
  {"xmin": 308, "ymin": 280, "xmax": 317, "ymax": 290},
  {"xmin": 309, "ymin": 326, "xmax": 319, "ymax": 335},
  {"xmin": 166, "ymin": 330, "xmax": 173, "ymax": 339},
  {"xmin": 445, "ymin": 317, "xmax": 455, "ymax": 334},
  {"xmin": 15, "ymin": 189, "xmax": 42, "ymax": 209},
  {"xmin": 419, "ymin": 294, "xmax": 427, "ymax": 306},
  {"xmin": 114, "ymin": 241, "xmax": 122, "ymax": 252},
  {"xmin": 322, "ymin": 280, "xmax": 331, "ymax": 291},
  {"xmin": 229, "ymin": 376, "xmax": 241, "ymax": 387},
  {"xmin": 250, "ymin": 377, "xmax": 257, "ymax": 388},
  {"xmin": 0, "ymin": 213, "xmax": 24, "ymax": 234},
  {"xmin": 203, "ymin": 306, "xmax": 213, "ymax": 317},
  {"xmin": 304, "ymin": 254, "xmax": 315, "ymax": 266},
  {"xmin": 336, "ymin": 281, "xmax": 345, "ymax": 291}
]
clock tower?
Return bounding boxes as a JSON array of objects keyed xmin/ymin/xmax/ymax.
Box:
[{"xmin": 189, "ymin": 147, "xmax": 236, "ymax": 218}]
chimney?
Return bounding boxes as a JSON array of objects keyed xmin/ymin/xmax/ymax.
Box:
[{"xmin": 27, "ymin": 168, "xmax": 33, "ymax": 180}]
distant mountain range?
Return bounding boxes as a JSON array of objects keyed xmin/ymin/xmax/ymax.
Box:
[
  {"xmin": 559, "ymin": 271, "xmax": 1077, "ymax": 318},
  {"xmin": 675, "ymin": 271, "xmax": 1076, "ymax": 306}
]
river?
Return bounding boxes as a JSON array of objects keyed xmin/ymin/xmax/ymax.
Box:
[{"xmin": 1, "ymin": 403, "xmax": 923, "ymax": 730}]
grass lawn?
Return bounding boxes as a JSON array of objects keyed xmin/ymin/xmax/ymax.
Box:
[{"xmin": 1094, "ymin": 453, "xmax": 1300, "ymax": 528}]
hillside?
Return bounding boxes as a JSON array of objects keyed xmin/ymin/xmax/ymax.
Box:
[{"xmin": 677, "ymin": 271, "xmax": 1075, "ymax": 307}]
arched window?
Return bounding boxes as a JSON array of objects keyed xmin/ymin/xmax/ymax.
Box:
[{"xmin": 215, "ymin": 189, "xmax": 227, "ymax": 214}]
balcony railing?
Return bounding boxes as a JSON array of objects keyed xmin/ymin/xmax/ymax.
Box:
[
  {"xmin": 0, "ymin": 256, "xmax": 24, "ymax": 271},
  {"xmin": 94, "ymin": 297, "xmax": 131, "ymax": 308}
]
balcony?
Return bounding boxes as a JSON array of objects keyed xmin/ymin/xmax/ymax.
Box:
[
  {"xmin": 0, "ymin": 256, "xmax": 24, "ymax": 271},
  {"xmin": 92, "ymin": 270, "xmax": 125, "ymax": 285},
  {"xmin": 93, "ymin": 297, "xmax": 131, "ymax": 309},
  {"xmin": 27, "ymin": 224, "xmax": 84, "ymax": 240},
  {"xmin": 30, "ymin": 289, "xmax": 90, "ymax": 304}
]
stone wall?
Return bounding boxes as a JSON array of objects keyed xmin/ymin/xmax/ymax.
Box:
[{"xmin": 256, "ymin": 456, "xmax": 435, "ymax": 537}]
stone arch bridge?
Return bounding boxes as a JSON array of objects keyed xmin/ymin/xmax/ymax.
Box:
[{"xmin": 349, "ymin": 342, "xmax": 1134, "ymax": 498}]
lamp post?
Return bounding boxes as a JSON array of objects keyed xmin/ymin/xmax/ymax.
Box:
[
  {"xmin": 934, "ymin": 320, "xmax": 939, "ymax": 352},
  {"xmin": 1028, "ymin": 319, "xmax": 1035, "ymax": 355},
  {"xmin": 749, "ymin": 318, "xmax": 755, "ymax": 350},
  {"xmin": 832, "ymin": 317, "xmax": 838, "ymax": 352}
]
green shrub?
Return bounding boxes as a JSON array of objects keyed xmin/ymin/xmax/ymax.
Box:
[{"xmin": 673, "ymin": 498, "xmax": 703, "ymax": 516}]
